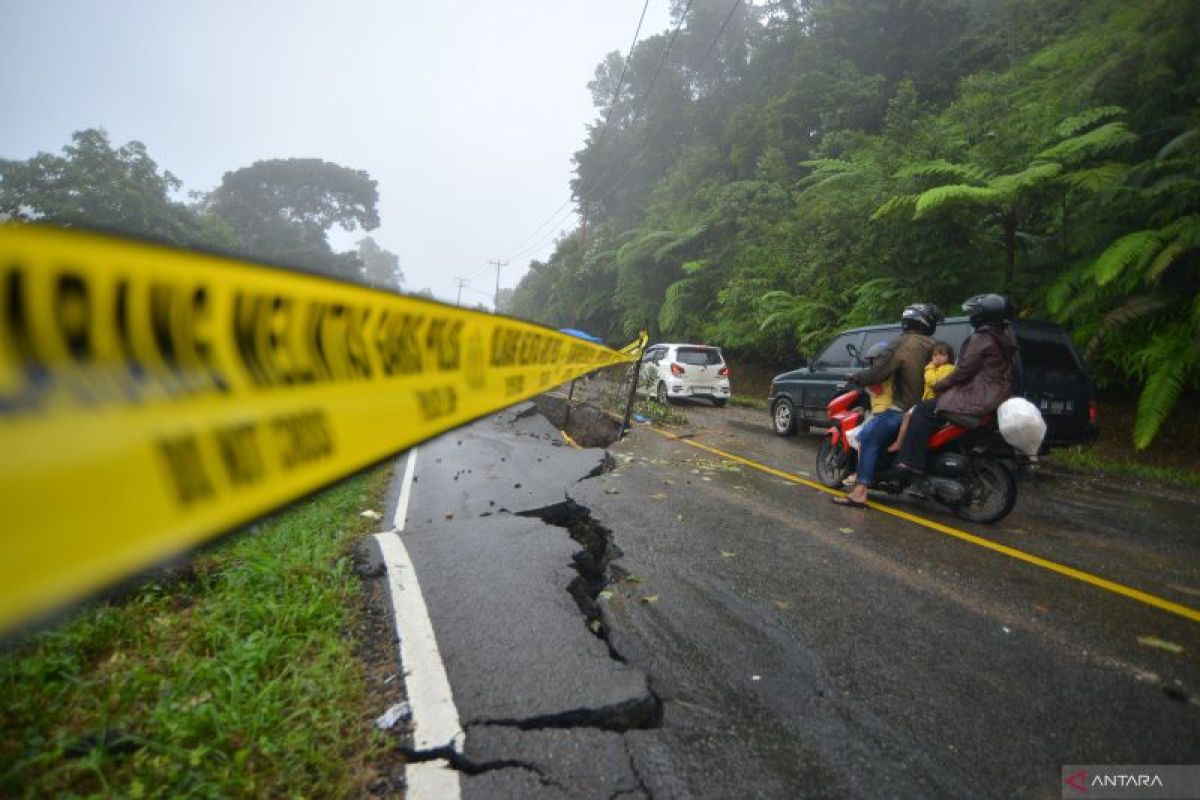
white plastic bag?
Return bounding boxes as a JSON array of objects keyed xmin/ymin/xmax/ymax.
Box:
[
  {"xmin": 845, "ymin": 423, "xmax": 864, "ymax": 452},
  {"xmin": 997, "ymin": 397, "xmax": 1046, "ymax": 455}
]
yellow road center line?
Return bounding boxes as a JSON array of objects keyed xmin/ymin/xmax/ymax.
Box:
[{"xmin": 651, "ymin": 428, "xmax": 1200, "ymax": 624}]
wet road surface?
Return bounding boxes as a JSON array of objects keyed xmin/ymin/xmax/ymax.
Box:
[{"xmin": 368, "ymin": 396, "xmax": 1199, "ymax": 798}]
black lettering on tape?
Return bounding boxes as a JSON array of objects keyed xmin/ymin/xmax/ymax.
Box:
[
  {"xmin": 0, "ymin": 267, "xmax": 49, "ymax": 412},
  {"xmin": 214, "ymin": 422, "xmax": 265, "ymax": 487},
  {"xmin": 157, "ymin": 433, "xmax": 215, "ymax": 505},
  {"xmin": 416, "ymin": 386, "xmax": 457, "ymax": 421},
  {"xmin": 425, "ymin": 317, "xmax": 462, "ymax": 371},
  {"xmin": 375, "ymin": 310, "xmax": 425, "ymax": 376},
  {"xmin": 271, "ymin": 409, "xmax": 334, "ymax": 471}
]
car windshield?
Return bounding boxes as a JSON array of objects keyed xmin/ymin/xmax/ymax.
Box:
[{"xmin": 676, "ymin": 347, "xmax": 723, "ymax": 366}]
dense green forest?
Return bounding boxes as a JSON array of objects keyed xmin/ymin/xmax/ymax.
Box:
[{"xmin": 509, "ymin": 0, "xmax": 1199, "ymax": 448}]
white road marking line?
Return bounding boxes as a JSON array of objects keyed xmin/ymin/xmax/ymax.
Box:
[
  {"xmin": 394, "ymin": 446, "xmax": 419, "ymax": 531},
  {"xmin": 406, "ymin": 760, "xmax": 461, "ymax": 797},
  {"xmin": 374, "ymin": 448, "xmax": 464, "ymax": 799}
]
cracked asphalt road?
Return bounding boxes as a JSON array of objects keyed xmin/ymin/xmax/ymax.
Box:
[{"xmin": 367, "ymin": 397, "xmax": 1199, "ymax": 799}]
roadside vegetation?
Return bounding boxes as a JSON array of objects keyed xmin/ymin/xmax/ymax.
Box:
[
  {"xmin": 0, "ymin": 469, "xmax": 393, "ymax": 797},
  {"xmin": 729, "ymin": 395, "xmax": 768, "ymax": 410},
  {"xmin": 507, "ymin": 0, "xmax": 1199, "ymax": 452}
]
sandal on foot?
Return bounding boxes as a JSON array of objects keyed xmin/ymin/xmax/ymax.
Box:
[{"xmin": 831, "ymin": 496, "xmax": 868, "ymax": 509}]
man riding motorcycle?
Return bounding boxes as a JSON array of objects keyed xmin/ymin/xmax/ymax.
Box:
[{"xmin": 832, "ymin": 303, "xmax": 941, "ymax": 508}]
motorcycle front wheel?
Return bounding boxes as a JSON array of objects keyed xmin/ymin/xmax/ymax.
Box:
[
  {"xmin": 816, "ymin": 437, "xmax": 853, "ymax": 488},
  {"xmin": 954, "ymin": 458, "xmax": 1016, "ymax": 523}
]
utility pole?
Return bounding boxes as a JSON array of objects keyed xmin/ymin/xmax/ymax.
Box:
[
  {"xmin": 489, "ymin": 259, "xmax": 508, "ymax": 311},
  {"xmin": 455, "ymin": 277, "xmax": 468, "ymax": 306}
]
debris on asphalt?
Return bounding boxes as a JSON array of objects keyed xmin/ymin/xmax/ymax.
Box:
[
  {"xmin": 374, "ymin": 702, "xmax": 412, "ymax": 730},
  {"xmin": 651, "ymin": 492, "xmax": 668, "ymax": 500},
  {"xmin": 1137, "ymin": 636, "xmax": 1184, "ymax": 654},
  {"xmin": 721, "ymin": 551, "xmax": 736, "ymax": 558},
  {"xmin": 641, "ymin": 595, "xmax": 660, "ymax": 604}
]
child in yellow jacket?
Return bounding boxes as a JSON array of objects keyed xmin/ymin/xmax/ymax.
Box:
[{"xmin": 889, "ymin": 342, "xmax": 955, "ymax": 452}]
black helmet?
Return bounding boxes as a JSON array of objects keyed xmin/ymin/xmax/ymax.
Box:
[
  {"xmin": 864, "ymin": 340, "xmax": 891, "ymax": 363},
  {"xmin": 962, "ymin": 293, "xmax": 1012, "ymax": 328},
  {"xmin": 900, "ymin": 303, "xmax": 943, "ymax": 335}
]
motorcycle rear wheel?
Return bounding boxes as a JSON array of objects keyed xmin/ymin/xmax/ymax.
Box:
[
  {"xmin": 816, "ymin": 437, "xmax": 853, "ymax": 488},
  {"xmin": 954, "ymin": 458, "xmax": 1016, "ymax": 523}
]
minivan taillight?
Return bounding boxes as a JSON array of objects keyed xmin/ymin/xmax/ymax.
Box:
[
  {"xmin": 670, "ymin": 362, "xmax": 685, "ymax": 376},
  {"xmin": 718, "ymin": 366, "xmax": 730, "ymax": 377},
  {"xmin": 1089, "ymin": 400, "xmax": 1098, "ymax": 425}
]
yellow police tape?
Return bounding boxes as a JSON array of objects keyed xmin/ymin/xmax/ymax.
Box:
[{"xmin": 0, "ymin": 225, "xmax": 640, "ymax": 635}]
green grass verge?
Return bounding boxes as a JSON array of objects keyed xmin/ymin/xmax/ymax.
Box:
[
  {"xmin": 0, "ymin": 468, "xmax": 392, "ymax": 798},
  {"xmin": 728, "ymin": 395, "xmax": 768, "ymax": 410},
  {"xmin": 1054, "ymin": 447, "xmax": 1200, "ymax": 488}
]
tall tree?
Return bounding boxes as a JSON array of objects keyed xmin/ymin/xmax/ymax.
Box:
[
  {"xmin": 356, "ymin": 236, "xmax": 404, "ymax": 290},
  {"xmin": 206, "ymin": 158, "xmax": 379, "ymax": 280},
  {"xmin": 0, "ymin": 129, "xmax": 233, "ymax": 250}
]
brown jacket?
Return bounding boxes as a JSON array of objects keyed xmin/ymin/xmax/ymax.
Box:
[
  {"xmin": 850, "ymin": 331, "xmax": 934, "ymax": 412},
  {"xmin": 933, "ymin": 325, "xmax": 1016, "ymax": 417}
]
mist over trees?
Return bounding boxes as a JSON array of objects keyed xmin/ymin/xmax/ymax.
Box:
[
  {"xmin": 0, "ymin": 132, "xmax": 396, "ymax": 286},
  {"xmin": 509, "ymin": 0, "xmax": 1199, "ymax": 447}
]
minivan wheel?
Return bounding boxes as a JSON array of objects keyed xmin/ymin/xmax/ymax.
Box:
[
  {"xmin": 772, "ymin": 398, "xmax": 796, "ymax": 436},
  {"xmin": 656, "ymin": 381, "xmax": 670, "ymax": 405}
]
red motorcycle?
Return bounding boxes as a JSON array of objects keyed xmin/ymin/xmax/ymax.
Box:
[{"xmin": 817, "ymin": 389, "xmax": 1018, "ymax": 523}]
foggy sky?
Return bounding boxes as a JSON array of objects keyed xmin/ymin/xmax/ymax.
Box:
[{"xmin": 0, "ymin": 1, "xmax": 671, "ymax": 304}]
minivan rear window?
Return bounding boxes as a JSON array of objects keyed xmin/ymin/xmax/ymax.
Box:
[
  {"xmin": 1013, "ymin": 329, "xmax": 1079, "ymax": 370},
  {"xmin": 676, "ymin": 347, "xmax": 723, "ymax": 366}
]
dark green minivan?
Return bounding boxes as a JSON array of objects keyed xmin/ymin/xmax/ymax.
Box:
[{"xmin": 766, "ymin": 317, "xmax": 1099, "ymax": 449}]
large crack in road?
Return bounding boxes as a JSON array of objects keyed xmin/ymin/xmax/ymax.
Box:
[{"xmin": 361, "ymin": 399, "xmax": 684, "ymax": 799}]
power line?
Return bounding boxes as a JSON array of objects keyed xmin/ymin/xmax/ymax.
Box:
[
  {"xmin": 496, "ymin": 0, "xmax": 654, "ymax": 262},
  {"xmin": 500, "ymin": 1, "xmax": 702, "ymax": 264}
]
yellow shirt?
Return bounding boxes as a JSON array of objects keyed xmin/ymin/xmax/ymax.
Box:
[
  {"xmin": 923, "ymin": 363, "xmax": 955, "ymax": 399},
  {"xmin": 867, "ymin": 376, "xmax": 895, "ymax": 414}
]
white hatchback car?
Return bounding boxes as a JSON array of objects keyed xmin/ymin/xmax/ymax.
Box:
[{"xmin": 638, "ymin": 343, "xmax": 731, "ymax": 407}]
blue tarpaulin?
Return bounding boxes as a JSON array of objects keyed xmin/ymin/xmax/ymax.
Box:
[{"xmin": 558, "ymin": 328, "xmax": 603, "ymax": 344}]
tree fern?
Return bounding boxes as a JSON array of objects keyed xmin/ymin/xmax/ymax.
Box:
[
  {"xmin": 989, "ymin": 162, "xmax": 1062, "ymax": 195},
  {"xmin": 870, "ymin": 194, "xmax": 918, "ymax": 221},
  {"xmin": 1054, "ymin": 106, "xmax": 1126, "ymax": 139},
  {"xmin": 895, "ymin": 160, "xmax": 989, "ymax": 186},
  {"xmin": 1161, "ymin": 214, "xmax": 1200, "ymax": 247},
  {"xmin": 1091, "ymin": 230, "xmax": 1161, "ymax": 285},
  {"xmin": 1157, "ymin": 126, "xmax": 1200, "ymax": 160},
  {"xmin": 1145, "ymin": 241, "xmax": 1187, "ymax": 281},
  {"xmin": 1036, "ymin": 121, "xmax": 1138, "ymax": 165},
  {"xmin": 913, "ymin": 184, "xmax": 997, "ymax": 218},
  {"xmin": 1059, "ymin": 162, "xmax": 1131, "ymax": 193},
  {"xmin": 1133, "ymin": 328, "xmax": 1196, "ymax": 449}
]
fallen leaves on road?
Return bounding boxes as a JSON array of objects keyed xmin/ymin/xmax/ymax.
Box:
[
  {"xmin": 651, "ymin": 492, "xmax": 668, "ymax": 500},
  {"xmin": 625, "ymin": 575, "xmax": 645, "ymax": 583},
  {"xmin": 721, "ymin": 551, "xmax": 736, "ymax": 558},
  {"xmin": 599, "ymin": 590, "xmax": 613, "ymax": 601},
  {"xmin": 641, "ymin": 595, "xmax": 660, "ymax": 604},
  {"xmin": 1137, "ymin": 636, "xmax": 1184, "ymax": 654},
  {"xmin": 838, "ymin": 527, "xmax": 854, "ymax": 534},
  {"xmin": 774, "ymin": 601, "xmax": 791, "ymax": 610}
]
